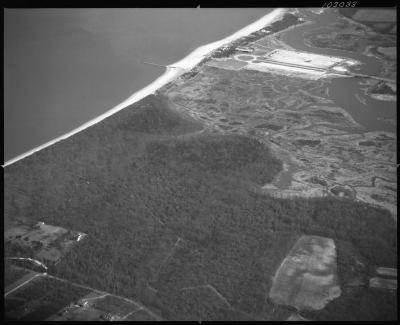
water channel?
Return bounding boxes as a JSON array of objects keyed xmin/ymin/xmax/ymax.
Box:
[{"xmin": 280, "ymin": 9, "xmax": 396, "ymax": 133}]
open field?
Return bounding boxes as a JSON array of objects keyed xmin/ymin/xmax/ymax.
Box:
[
  {"xmin": 266, "ymin": 49, "xmax": 343, "ymax": 68},
  {"xmin": 269, "ymin": 235, "xmax": 341, "ymax": 311},
  {"xmin": 5, "ymin": 222, "xmax": 86, "ymax": 265},
  {"xmin": 376, "ymin": 267, "xmax": 397, "ymax": 277},
  {"xmin": 369, "ymin": 277, "xmax": 397, "ymax": 290},
  {"xmin": 244, "ymin": 61, "xmax": 326, "ymax": 80}
]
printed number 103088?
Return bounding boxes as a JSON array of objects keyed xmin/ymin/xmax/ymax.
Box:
[{"xmin": 322, "ymin": 2, "xmax": 357, "ymax": 7}]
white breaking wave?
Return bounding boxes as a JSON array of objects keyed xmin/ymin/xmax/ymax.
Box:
[{"xmin": 3, "ymin": 8, "xmax": 286, "ymax": 167}]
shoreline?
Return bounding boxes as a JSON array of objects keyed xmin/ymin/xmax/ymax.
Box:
[{"xmin": 3, "ymin": 8, "xmax": 286, "ymax": 167}]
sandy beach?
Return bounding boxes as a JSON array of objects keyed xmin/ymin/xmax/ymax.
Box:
[{"xmin": 3, "ymin": 8, "xmax": 286, "ymax": 167}]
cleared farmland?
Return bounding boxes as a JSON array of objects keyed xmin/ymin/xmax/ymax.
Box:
[{"xmin": 269, "ymin": 235, "xmax": 341, "ymax": 311}]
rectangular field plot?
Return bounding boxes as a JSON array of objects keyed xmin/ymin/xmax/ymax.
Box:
[
  {"xmin": 369, "ymin": 277, "xmax": 397, "ymax": 290},
  {"xmin": 5, "ymin": 222, "xmax": 86, "ymax": 265},
  {"xmin": 269, "ymin": 235, "xmax": 341, "ymax": 311},
  {"xmin": 266, "ymin": 49, "xmax": 343, "ymax": 69},
  {"xmin": 376, "ymin": 267, "xmax": 397, "ymax": 278},
  {"xmin": 245, "ymin": 62, "xmax": 325, "ymax": 80},
  {"xmin": 5, "ymin": 275, "xmax": 91, "ymax": 321}
]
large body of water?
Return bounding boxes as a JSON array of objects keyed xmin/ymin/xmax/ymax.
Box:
[
  {"xmin": 5, "ymin": 9, "xmax": 396, "ymax": 163},
  {"xmin": 4, "ymin": 8, "xmax": 272, "ymax": 161},
  {"xmin": 280, "ymin": 9, "xmax": 396, "ymax": 133}
]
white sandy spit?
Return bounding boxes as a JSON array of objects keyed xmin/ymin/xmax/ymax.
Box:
[{"xmin": 3, "ymin": 8, "xmax": 286, "ymax": 167}]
